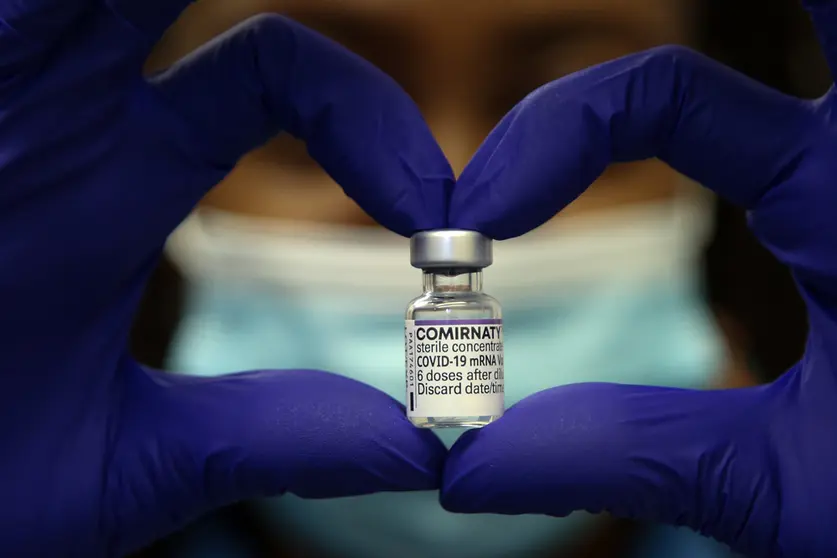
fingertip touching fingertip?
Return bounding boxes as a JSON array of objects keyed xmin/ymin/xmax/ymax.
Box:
[
  {"xmin": 447, "ymin": 88, "xmax": 602, "ymax": 239},
  {"xmin": 447, "ymin": 179, "xmax": 514, "ymax": 240},
  {"xmin": 435, "ymin": 428, "xmax": 485, "ymax": 512},
  {"xmin": 392, "ymin": 161, "xmax": 455, "ymax": 237},
  {"xmin": 364, "ymin": 175, "xmax": 452, "ymax": 238},
  {"xmin": 448, "ymin": 193, "xmax": 556, "ymax": 241},
  {"xmin": 309, "ymin": 92, "xmax": 454, "ymax": 237},
  {"xmin": 396, "ymin": 427, "xmax": 448, "ymax": 490}
]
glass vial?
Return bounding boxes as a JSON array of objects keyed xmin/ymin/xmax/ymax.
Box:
[{"xmin": 404, "ymin": 230, "xmax": 504, "ymax": 429}]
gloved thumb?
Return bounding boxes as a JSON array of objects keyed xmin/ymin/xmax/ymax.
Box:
[
  {"xmin": 108, "ymin": 363, "xmax": 446, "ymax": 555},
  {"xmin": 441, "ymin": 381, "xmax": 781, "ymax": 554}
]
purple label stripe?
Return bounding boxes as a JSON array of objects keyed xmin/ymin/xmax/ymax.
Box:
[{"xmin": 414, "ymin": 319, "xmax": 502, "ymax": 325}]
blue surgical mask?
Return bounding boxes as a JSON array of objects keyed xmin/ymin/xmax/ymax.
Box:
[{"xmin": 165, "ymin": 196, "xmax": 725, "ymax": 558}]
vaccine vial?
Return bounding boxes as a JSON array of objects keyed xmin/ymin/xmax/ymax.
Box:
[{"xmin": 404, "ymin": 229, "xmax": 504, "ymax": 429}]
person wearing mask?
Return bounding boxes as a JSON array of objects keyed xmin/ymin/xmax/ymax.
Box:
[
  {"xmin": 151, "ymin": 1, "xmax": 746, "ymax": 557},
  {"xmin": 0, "ymin": 1, "xmax": 835, "ymax": 558}
]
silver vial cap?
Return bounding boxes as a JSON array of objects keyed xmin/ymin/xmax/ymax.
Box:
[{"xmin": 410, "ymin": 229, "xmax": 493, "ymax": 270}]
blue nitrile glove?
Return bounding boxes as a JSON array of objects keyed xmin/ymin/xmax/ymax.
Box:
[
  {"xmin": 0, "ymin": 3, "xmax": 451, "ymax": 556},
  {"xmin": 443, "ymin": 2, "xmax": 837, "ymax": 557}
]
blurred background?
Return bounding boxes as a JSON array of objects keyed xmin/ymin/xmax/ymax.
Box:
[{"xmin": 128, "ymin": 0, "xmax": 824, "ymax": 556}]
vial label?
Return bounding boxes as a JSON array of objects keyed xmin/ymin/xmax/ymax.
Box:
[{"xmin": 405, "ymin": 318, "xmax": 504, "ymax": 418}]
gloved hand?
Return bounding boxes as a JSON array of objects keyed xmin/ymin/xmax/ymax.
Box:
[
  {"xmin": 443, "ymin": 1, "xmax": 837, "ymax": 556},
  {"xmin": 0, "ymin": 2, "xmax": 451, "ymax": 556}
]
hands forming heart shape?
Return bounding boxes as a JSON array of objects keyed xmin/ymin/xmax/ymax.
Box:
[{"xmin": 3, "ymin": 1, "xmax": 837, "ymax": 556}]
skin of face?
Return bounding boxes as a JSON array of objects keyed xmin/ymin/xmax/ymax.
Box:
[{"xmin": 148, "ymin": 0, "xmax": 693, "ymax": 228}]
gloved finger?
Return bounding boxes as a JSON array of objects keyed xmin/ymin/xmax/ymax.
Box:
[
  {"xmin": 803, "ymin": 0, "xmax": 837, "ymax": 82},
  {"xmin": 441, "ymin": 381, "xmax": 780, "ymax": 557},
  {"xmin": 0, "ymin": 1, "xmax": 90, "ymax": 73},
  {"xmin": 149, "ymin": 14, "xmax": 451, "ymax": 237},
  {"xmin": 109, "ymin": 364, "xmax": 447, "ymax": 556},
  {"xmin": 449, "ymin": 45, "xmax": 816, "ymax": 240}
]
